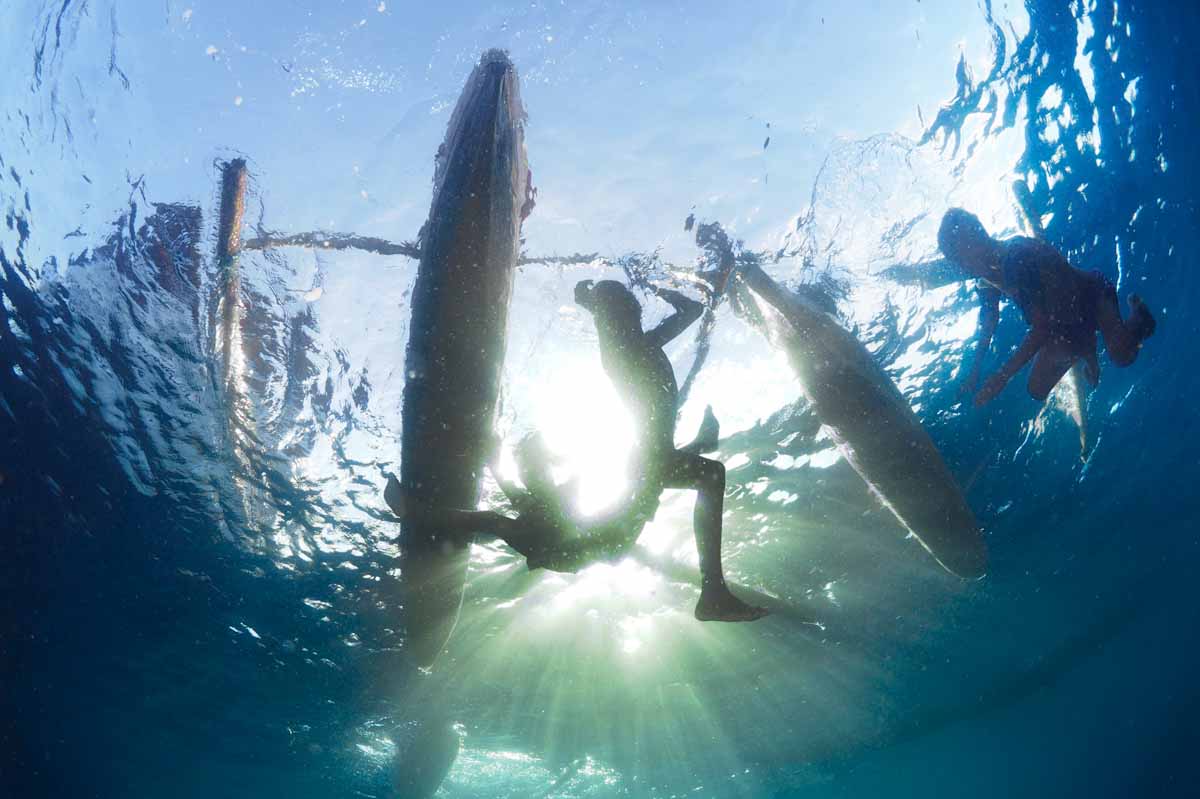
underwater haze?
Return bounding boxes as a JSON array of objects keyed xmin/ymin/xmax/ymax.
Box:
[{"xmin": 2, "ymin": 0, "xmax": 1198, "ymax": 797}]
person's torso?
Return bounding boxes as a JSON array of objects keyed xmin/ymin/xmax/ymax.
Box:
[
  {"xmin": 599, "ymin": 334, "xmax": 678, "ymax": 453},
  {"xmin": 994, "ymin": 236, "xmax": 1095, "ymax": 334}
]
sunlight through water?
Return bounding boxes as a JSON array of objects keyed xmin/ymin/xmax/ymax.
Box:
[{"xmin": 3, "ymin": 0, "xmax": 1195, "ymax": 797}]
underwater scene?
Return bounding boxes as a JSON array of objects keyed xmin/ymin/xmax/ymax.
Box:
[{"xmin": 2, "ymin": 1, "xmax": 1197, "ymax": 796}]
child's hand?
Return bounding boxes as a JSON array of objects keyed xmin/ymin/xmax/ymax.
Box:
[
  {"xmin": 974, "ymin": 374, "xmax": 1006, "ymax": 406},
  {"xmin": 574, "ymin": 279, "xmax": 596, "ymax": 305},
  {"xmin": 653, "ymin": 286, "xmax": 699, "ymax": 309},
  {"xmin": 384, "ymin": 474, "xmax": 407, "ymax": 519}
]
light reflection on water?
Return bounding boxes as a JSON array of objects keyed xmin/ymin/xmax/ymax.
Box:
[{"xmin": 4, "ymin": 0, "xmax": 1184, "ymax": 796}]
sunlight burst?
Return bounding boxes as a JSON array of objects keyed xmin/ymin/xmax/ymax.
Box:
[{"xmin": 526, "ymin": 356, "xmax": 636, "ymax": 516}]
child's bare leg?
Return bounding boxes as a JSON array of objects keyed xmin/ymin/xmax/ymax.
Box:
[
  {"xmin": 663, "ymin": 453, "xmax": 767, "ymax": 622},
  {"xmin": 1027, "ymin": 337, "xmax": 1076, "ymax": 402},
  {"xmin": 1093, "ymin": 274, "xmax": 1155, "ymax": 366}
]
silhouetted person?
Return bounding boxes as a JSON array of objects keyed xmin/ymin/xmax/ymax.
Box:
[
  {"xmin": 384, "ymin": 429, "xmax": 585, "ymax": 559},
  {"xmin": 385, "ymin": 431, "xmax": 657, "ymax": 571},
  {"xmin": 573, "ymin": 279, "xmax": 766, "ymax": 622},
  {"xmin": 938, "ymin": 208, "xmax": 1156, "ymax": 406},
  {"xmin": 385, "ymin": 282, "xmax": 766, "ymax": 622}
]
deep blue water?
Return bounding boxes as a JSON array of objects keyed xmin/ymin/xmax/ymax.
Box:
[{"xmin": 3, "ymin": 1, "xmax": 1199, "ymax": 797}]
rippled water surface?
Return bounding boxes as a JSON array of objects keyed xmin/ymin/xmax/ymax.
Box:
[{"xmin": 3, "ymin": 1, "xmax": 1198, "ymax": 797}]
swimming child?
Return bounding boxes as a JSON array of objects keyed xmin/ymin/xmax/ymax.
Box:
[
  {"xmin": 573, "ymin": 279, "xmax": 766, "ymax": 621},
  {"xmin": 937, "ymin": 208, "xmax": 1156, "ymax": 405}
]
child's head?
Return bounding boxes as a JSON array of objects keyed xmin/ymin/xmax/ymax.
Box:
[
  {"xmin": 514, "ymin": 432, "xmax": 557, "ymax": 498},
  {"xmin": 938, "ymin": 208, "xmax": 996, "ymax": 277},
  {"xmin": 575, "ymin": 279, "xmax": 642, "ymax": 329}
]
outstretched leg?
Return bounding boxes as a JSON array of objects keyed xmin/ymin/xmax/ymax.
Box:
[
  {"xmin": 1093, "ymin": 274, "xmax": 1156, "ymax": 366},
  {"xmin": 386, "ymin": 473, "xmax": 575, "ymax": 570},
  {"xmin": 662, "ymin": 453, "xmax": 768, "ymax": 622},
  {"xmin": 385, "ymin": 474, "xmax": 516, "ymax": 544}
]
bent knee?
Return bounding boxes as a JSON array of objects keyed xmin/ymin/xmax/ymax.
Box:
[
  {"xmin": 1108, "ymin": 346, "xmax": 1139, "ymax": 367},
  {"xmin": 1027, "ymin": 384, "xmax": 1054, "ymax": 403},
  {"xmin": 700, "ymin": 458, "xmax": 725, "ymax": 488}
]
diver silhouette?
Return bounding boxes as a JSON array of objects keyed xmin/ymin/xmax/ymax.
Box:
[
  {"xmin": 938, "ymin": 208, "xmax": 1156, "ymax": 406},
  {"xmin": 384, "ymin": 281, "xmax": 766, "ymax": 622}
]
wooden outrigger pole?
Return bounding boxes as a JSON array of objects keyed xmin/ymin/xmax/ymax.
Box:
[{"xmin": 214, "ymin": 158, "xmax": 248, "ymax": 399}]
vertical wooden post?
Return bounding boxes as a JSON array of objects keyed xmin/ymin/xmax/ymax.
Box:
[
  {"xmin": 214, "ymin": 159, "xmax": 248, "ymax": 397},
  {"xmin": 217, "ymin": 159, "xmax": 248, "ymax": 262}
]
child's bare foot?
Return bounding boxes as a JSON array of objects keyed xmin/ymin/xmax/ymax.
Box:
[
  {"xmin": 384, "ymin": 474, "xmax": 407, "ymax": 519},
  {"xmin": 385, "ymin": 474, "xmax": 431, "ymax": 522},
  {"xmin": 694, "ymin": 585, "xmax": 768, "ymax": 622},
  {"xmin": 1129, "ymin": 294, "xmax": 1156, "ymax": 340},
  {"xmin": 692, "ymin": 405, "xmax": 720, "ymax": 453},
  {"xmin": 974, "ymin": 372, "xmax": 1007, "ymax": 406}
]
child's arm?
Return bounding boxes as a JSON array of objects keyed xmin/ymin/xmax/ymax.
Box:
[
  {"xmin": 964, "ymin": 284, "xmax": 1001, "ymax": 393},
  {"xmin": 974, "ymin": 324, "xmax": 1048, "ymax": 405},
  {"xmin": 646, "ymin": 287, "xmax": 703, "ymax": 348}
]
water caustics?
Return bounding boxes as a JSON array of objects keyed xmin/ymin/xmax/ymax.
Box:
[{"xmin": 2, "ymin": 2, "xmax": 1197, "ymax": 798}]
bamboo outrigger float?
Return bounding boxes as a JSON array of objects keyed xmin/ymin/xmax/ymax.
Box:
[
  {"xmin": 391, "ymin": 49, "xmax": 533, "ymax": 796},
  {"xmin": 398, "ymin": 48, "xmax": 533, "ymax": 670}
]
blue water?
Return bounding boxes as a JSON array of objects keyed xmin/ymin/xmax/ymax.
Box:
[{"xmin": 3, "ymin": 1, "xmax": 1198, "ymax": 797}]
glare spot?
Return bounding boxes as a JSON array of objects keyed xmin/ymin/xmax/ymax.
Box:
[
  {"xmin": 355, "ymin": 741, "xmax": 392, "ymax": 761},
  {"xmin": 529, "ymin": 358, "xmax": 634, "ymax": 515},
  {"xmin": 1038, "ymin": 83, "xmax": 1063, "ymax": 110},
  {"xmin": 823, "ymin": 581, "xmax": 839, "ymax": 606},
  {"xmin": 1124, "ymin": 77, "xmax": 1140, "ymax": 109},
  {"xmin": 618, "ymin": 614, "xmax": 653, "ymax": 656},
  {"xmin": 547, "ymin": 559, "xmax": 662, "ymax": 614},
  {"xmin": 767, "ymin": 489, "xmax": 798, "ymax": 505},
  {"xmin": 725, "ymin": 452, "xmax": 751, "ymax": 471},
  {"xmin": 495, "ymin": 750, "xmax": 536, "ymax": 763},
  {"xmin": 808, "ymin": 448, "xmax": 842, "ymax": 469},
  {"xmin": 766, "ymin": 453, "xmax": 795, "ymax": 470}
]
